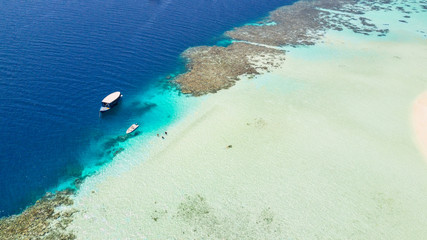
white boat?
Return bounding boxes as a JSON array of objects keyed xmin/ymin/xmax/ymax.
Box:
[
  {"xmin": 100, "ymin": 91, "xmax": 122, "ymax": 112},
  {"xmin": 126, "ymin": 124, "xmax": 139, "ymax": 134}
]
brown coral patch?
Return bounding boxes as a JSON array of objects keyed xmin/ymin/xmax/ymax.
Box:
[
  {"xmin": 175, "ymin": 42, "xmax": 285, "ymax": 96},
  {"xmin": 0, "ymin": 189, "xmax": 76, "ymax": 240},
  {"xmin": 175, "ymin": 0, "xmax": 409, "ymax": 96},
  {"xmin": 226, "ymin": 0, "xmax": 391, "ymax": 46}
]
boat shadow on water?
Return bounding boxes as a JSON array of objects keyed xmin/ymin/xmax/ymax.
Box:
[
  {"xmin": 99, "ymin": 101, "xmax": 157, "ymax": 119},
  {"xmin": 96, "ymin": 101, "xmax": 155, "ymax": 167},
  {"xmin": 98, "ymin": 103, "xmax": 122, "ymax": 118},
  {"xmin": 129, "ymin": 101, "xmax": 157, "ymax": 116},
  {"xmin": 71, "ymin": 130, "xmax": 142, "ymax": 188},
  {"xmin": 102, "ymin": 131, "xmax": 141, "ymax": 157},
  {"xmin": 79, "ymin": 100, "xmax": 155, "ymax": 188}
]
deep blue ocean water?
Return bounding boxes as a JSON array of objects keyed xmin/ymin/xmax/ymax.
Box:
[{"xmin": 0, "ymin": 0, "xmax": 294, "ymax": 217}]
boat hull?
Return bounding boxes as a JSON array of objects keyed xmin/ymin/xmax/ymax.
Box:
[
  {"xmin": 99, "ymin": 106, "xmax": 110, "ymax": 112},
  {"xmin": 99, "ymin": 95, "xmax": 121, "ymax": 112},
  {"xmin": 126, "ymin": 124, "xmax": 139, "ymax": 134}
]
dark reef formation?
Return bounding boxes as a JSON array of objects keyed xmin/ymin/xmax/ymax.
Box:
[
  {"xmin": 0, "ymin": 189, "xmax": 77, "ymax": 240},
  {"xmin": 175, "ymin": 0, "xmax": 424, "ymax": 96},
  {"xmin": 226, "ymin": 0, "xmax": 391, "ymax": 46},
  {"xmin": 175, "ymin": 43, "xmax": 285, "ymax": 96},
  {"xmin": 1, "ymin": 0, "xmax": 425, "ymax": 239}
]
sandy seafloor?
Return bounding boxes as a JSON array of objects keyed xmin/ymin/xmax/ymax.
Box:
[{"xmin": 67, "ymin": 2, "xmax": 427, "ymax": 239}]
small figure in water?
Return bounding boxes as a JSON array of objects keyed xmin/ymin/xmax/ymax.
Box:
[
  {"xmin": 162, "ymin": 136, "xmax": 165, "ymax": 139},
  {"xmin": 165, "ymin": 131, "xmax": 168, "ymax": 135},
  {"xmin": 157, "ymin": 134, "xmax": 159, "ymax": 137}
]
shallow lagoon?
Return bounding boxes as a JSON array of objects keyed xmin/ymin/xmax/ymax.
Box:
[
  {"xmin": 68, "ymin": 1, "xmax": 427, "ymax": 239},
  {"xmin": 0, "ymin": 0, "xmax": 295, "ymax": 217}
]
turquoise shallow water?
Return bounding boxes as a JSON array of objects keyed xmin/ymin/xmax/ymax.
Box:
[
  {"xmin": 0, "ymin": 0, "xmax": 296, "ymax": 217},
  {"xmin": 65, "ymin": 1, "xmax": 427, "ymax": 239}
]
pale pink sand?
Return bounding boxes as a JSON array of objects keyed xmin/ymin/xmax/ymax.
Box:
[{"xmin": 412, "ymin": 91, "xmax": 427, "ymax": 161}]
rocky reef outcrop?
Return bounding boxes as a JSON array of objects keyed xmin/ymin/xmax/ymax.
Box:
[
  {"xmin": 175, "ymin": 42, "xmax": 285, "ymax": 96},
  {"xmin": 174, "ymin": 0, "xmax": 423, "ymax": 96},
  {"xmin": 0, "ymin": 189, "xmax": 77, "ymax": 240}
]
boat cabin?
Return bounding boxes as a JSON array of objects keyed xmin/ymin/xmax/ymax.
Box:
[{"xmin": 100, "ymin": 91, "xmax": 122, "ymax": 112}]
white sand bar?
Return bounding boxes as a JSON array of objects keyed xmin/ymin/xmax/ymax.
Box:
[{"xmin": 69, "ymin": 12, "xmax": 427, "ymax": 240}]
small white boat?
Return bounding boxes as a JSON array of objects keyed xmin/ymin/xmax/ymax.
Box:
[
  {"xmin": 100, "ymin": 91, "xmax": 122, "ymax": 112},
  {"xmin": 126, "ymin": 124, "xmax": 139, "ymax": 134}
]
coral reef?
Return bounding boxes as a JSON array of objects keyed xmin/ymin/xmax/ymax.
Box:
[
  {"xmin": 226, "ymin": 0, "xmax": 390, "ymax": 46},
  {"xmin": 175, "ymin": 0, "xmax": 424, "ymax": 96},
  {"xmin": 0, "ymin": 189, "xmax": 76, "ymax": 240},
  {"xmin": 2, "ymin": 0, "xmax": 425, "ymax": 239},
  {"xmin": 175, "ymin": 42, "xmax": 285, "ymax": 96},
  {"xmin": 150, "ymin": 194, "xmax": 283, "ymax": 239}
]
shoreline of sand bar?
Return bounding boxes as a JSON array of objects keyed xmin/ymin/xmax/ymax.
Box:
[
  {"xmin": 2, "ymin": 0, "xmax": 427, "ymax": 239},
  {"xmin": 68, "ymin": 14, "xmax": 427, "ymax": 239}
]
